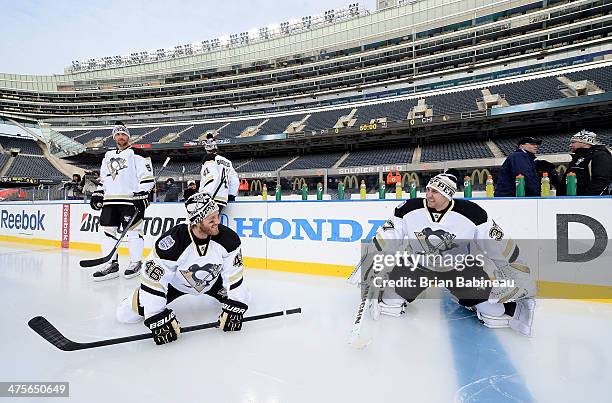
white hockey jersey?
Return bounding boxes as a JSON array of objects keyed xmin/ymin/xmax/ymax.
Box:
[
  {"xmin": 139, "ymin": 223, "xmax": 247, "ymax": 318},
  {"xmin": 99, "ymin": 147, "xmax": 154, "ymax": 205},
  {"xmin": 370, "ymin": 198, "xmax": 536, "ymax": 301},
  {"xmin": 199, "ymin": 153, "xmax": 239, "ymax": 206}
]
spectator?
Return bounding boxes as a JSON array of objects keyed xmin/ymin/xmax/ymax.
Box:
[
  {"xmin": 64, "ymin": 173, "xmax": 83, "ymax": 200},
  {"xmin": 557, "ymin": 130, "xmax": 612, "ymax": 196},
  {"xmin": 163, "ymin": 178, "xmax": 181, "ymax": 202},
  {"xmin": 81, "ymin": 170, "xmax": 100, "ymax": 198},
  {"xmin": 182, "ymin": 180, "xmax": 197, "ymax": 201},
  {"xmin": 494, "ymin": 137, "xmax": 541, "ymax": 197}
]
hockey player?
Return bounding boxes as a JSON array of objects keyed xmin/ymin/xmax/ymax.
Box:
[
  {"xmin": 116, "ymin": 192, "xmax": 249, "ymax": 345},
  {"xmin": 353, "ymin": 172, "xmax": 537, "ymax": 336},
  {"xmin": 199, "ymin": 134, "xmax": 239, "ymax": 210},
  {"xmin": 89, "ymin": 122, "xmax": 154, "ymax": 281}
]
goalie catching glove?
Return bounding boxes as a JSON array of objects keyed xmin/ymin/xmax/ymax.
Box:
[
  {"xmin": 90, "ymin": 190, "xmax": 104, "ymax": 211},
  {"xmin": 219, "ymin": 300, "xmax": 248, "ymax": 332},
  {"xmin": 132, "ymin": 191, "xmax": 150, "ymax": 212},
  {"xmin": 144, "ymin": 308, "xmax": 181, "ymax": 345}
]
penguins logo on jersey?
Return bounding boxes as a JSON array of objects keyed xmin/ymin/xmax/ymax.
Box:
[
  {"xmin": 233, "ymin": 250, "xmax": 243, "ymax": 267},
  {"xmin": 414, "ymin": 228, "xmax": 458, "ymax": 254},
  {"xmin": 180, "ymin": 263, "xmax": 222, "ymax": 293},
  {"xmin": 108, "ymin": 157, "xmax": 128, "ymax": 180},
  {"xmin": 489, "ymin": 220, "xmax": 504, "ymax": 241},
  {"xmin": 381, "ymin": 219, "xmax": 395, "ymax": 232}
]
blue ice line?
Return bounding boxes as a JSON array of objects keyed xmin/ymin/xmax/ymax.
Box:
[{"xmin": 442, "ymin": 294, "xmax": 533, "ymax": 403}]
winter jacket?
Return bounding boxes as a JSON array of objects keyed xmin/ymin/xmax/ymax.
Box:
[
  {"xmin": 558, "ymin": 145, "xmax": 612, "ymax": 196},
  {"xmin": 494, "ymin": 149, "xmax": 539, "ymax": 197}
]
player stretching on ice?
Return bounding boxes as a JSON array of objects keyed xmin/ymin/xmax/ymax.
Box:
[
  {"xmin": 90, "ymin": 121, "xmax": 154, "ymax": 281},
  {"xmin": 116, "ymin": 192, "xmax": 249, "ymax": 345},
  {"xmin": 352, "ymin": 172, "xmax": 537, "ymax": 337}
]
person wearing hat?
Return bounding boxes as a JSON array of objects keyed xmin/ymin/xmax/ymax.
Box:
[
  {"xmin": 182, "ymin": 179, "xmax": 198, "ymax": 201},
  {"xmin": 349, "ymin": 172, "xmax": 537, "ymax": 337},
  {"xmin": 89, "ymin": 121, "xmax": 154, "ymax": 281},
  {"xmin": 557, "ymin": 130, "xmax": 611, "ymax": 196},
  {"xmin": 494, "ymin": 136, "xmax": 542, "ymax": 197},
  {"xmin": 163, "ymin": 177, "xmax": 180, "ymax": 202},
  {"xmin": 115, "ymin": 192, "xmax": 249, "ymax": 345}
]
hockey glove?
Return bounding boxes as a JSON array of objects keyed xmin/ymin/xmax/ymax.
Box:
[
  {"xmin": 219, "ymin": 300, "xmax": 248, "ymax": 332},
  {"xmin": 132, "ymin": 191, "xmax": 150, "ymax": 213},
  {"xmin": 90, "ymin": 190, "xmax": 104, "ymax": 211},
  {"xmin": 144, "ymin": 308, "xmax": 181, "ymax": 345}
]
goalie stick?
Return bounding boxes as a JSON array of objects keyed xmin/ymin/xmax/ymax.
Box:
[
  {"xmin": 79, "ymin": 157, "xmax": 171, "ymax": 268},
  {"xmin": 28, "ymin": 308, "xmax": 301, "ymax": 351}
]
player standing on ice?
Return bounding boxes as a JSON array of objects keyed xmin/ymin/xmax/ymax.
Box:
[
  {"xmin": 116, "ymin": 192, "xmax": 249, "ymax": 345},
  {"xmin": 351, "ymin": 172, "xmax": 537, "ymax": 338},
  {"xmin": 199, "ymin": 133, "xmax": 239, "ymax": 211},
  {"xmin": 89, "ymin": 121, "xmax": 154, "ymax": 281}
]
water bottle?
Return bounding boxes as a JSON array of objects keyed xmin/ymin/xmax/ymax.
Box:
[
  {"xmin": 301, "ymin": 184, "xmax": 308, "ymax": 200},
  {"xmin": 275, "ymin": 183, "xmax": 282, "ymax": 201},
  {"xmin": 540, "ymin": 172, "xmax": 550, "ymax": 197},
  {"xmin": 360, "ymin": 180, "xmax": 366, "ymax": 200},
  {"xmin": 463, "ymin": 176, "xmax": 472, "ymax": 198},
  {"xmin": 515, "ymin": 174, "xmax": 525, "ymax": 197},
  {"xmin": 316, "ymin": 182, "xmax": 323, "ymax": 200},
  {"xmin": 485, "ymin": 175, "xmax": 494, "ymax": 198},
  {"xmin": 262, "ymin": 183, "xmax": 268, "ymax": 200},
  {"xmin": 409, "ymin": 181, "xmax": 417, "ymax": 198},
  {"xmin": 338, "ymin": 182, "xmax": 345, "ymax": 200},
  {"xmin": 566, "ymin": 172, "xmax": 577, "ymax": 196},
  {"xmin": 379, "ymin": 182, "xmax": 386, "ymax": 199},
  {"xmin": 395, "ymin": 181, "xmax": 402, "ymax": 199}
]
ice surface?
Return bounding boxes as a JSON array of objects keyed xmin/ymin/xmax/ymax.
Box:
[{"xmin": 1, "ymin": 243, "xmax": 612, "ymax": 403}]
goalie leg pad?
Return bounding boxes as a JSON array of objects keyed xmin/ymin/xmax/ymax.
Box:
[{"xmin": 509, "ymin": 297, "xmax": 536, "ymax": 337}]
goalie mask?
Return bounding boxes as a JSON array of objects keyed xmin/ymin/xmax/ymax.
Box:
[{"xmin": 185, "ymin": 192, "xmax": 219, "ymax": 224}]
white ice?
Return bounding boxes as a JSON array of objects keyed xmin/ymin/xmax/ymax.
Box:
[{"xmin": 1, "ymin": 242, "xmax": 612, "ymax": 403}]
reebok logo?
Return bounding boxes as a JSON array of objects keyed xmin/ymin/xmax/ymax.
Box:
[{"xmin": 0, "ymin": 210, "xmax": 46, "ymax": 231}]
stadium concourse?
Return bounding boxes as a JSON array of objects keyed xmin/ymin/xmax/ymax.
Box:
[{"xmin": 1, "ymin": 241, "xmax": 612, "ymax": 403}]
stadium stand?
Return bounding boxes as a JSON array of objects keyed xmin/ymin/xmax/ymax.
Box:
[
  {"xmin": 488, "ymin": 77, "xmax": 565, "ymax": 106},
  {"xmin": 237, "ymin": 156, "xmax": 294, "ymax": 172},
  {"xmin": 0, "ymin": 153, "xmax": 10, "ymax": 172},
  {"xmin": 304, "ymin": 108, "xmax": 353, "ymax": 131},
  {"xmin": 339, "ymin": 147, "xmax": 414, "ymax": 167},
  {"xmin": 258, "ymin": 113, "xmax": 306, "ymax": 135},
  {"xmin": 420, "ymin": 141, "xmax": 494, "ymax": 162},
  {"xmin": 564, "ymin": 68, "xmax": 612, "ymax": 92},
  {"xmin": 0, "ymin": 137, "xmax": 43, "ymax": 155},
  {"xmin": 7, "ymin": 156, "xmax": 67, "ymax": 179},
  {"xmin": 283, "ymin": 153, "xmax": 344, "ymax": 170},
  {"xmin": 356, "ymin": 99, "xmax": 418, "ymax": 124}
]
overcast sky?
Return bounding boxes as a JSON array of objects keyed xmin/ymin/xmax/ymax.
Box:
[{"xmin": 0, "ymin": 0, "xmax": 370, "ymax": 75}]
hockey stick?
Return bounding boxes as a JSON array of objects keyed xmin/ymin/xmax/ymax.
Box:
[
  {"xmin": 348, "ymin": 283, "xmax": 373, "ymax": 349},
  {"xmin": 28, "ymin": 308, "xmax": 302, "ymax": 351},
  {"xmin": 78, "ymin": 211, "xmax": 140, "ymax": 268},
  {"xmin": 79, "ymin": 157, "xmax": 171, "ymax": 268}
]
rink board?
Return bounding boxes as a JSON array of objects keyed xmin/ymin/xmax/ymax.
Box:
[{"xmin": 0, "ymin": 197, "xmax": 611, "ymax": 298}]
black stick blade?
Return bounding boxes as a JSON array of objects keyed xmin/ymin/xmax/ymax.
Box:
[
  {"xmin": 28, "ymin": 316, "xmax": 80, "ymax": 351},
  {"xmin": 79, "ymin": 255, "xmax": 111, "ymax": 268}
]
